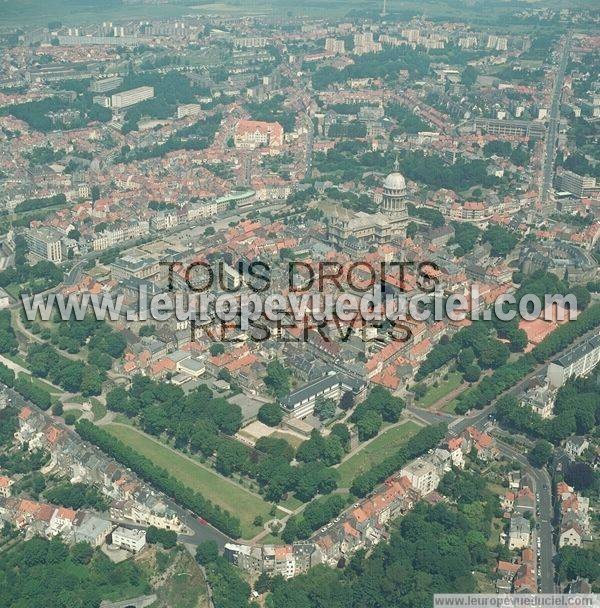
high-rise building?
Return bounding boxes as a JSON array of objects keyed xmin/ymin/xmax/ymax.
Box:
[
  {"xmin": 560, "ymin": 170, "xmax": 596, "ymax": 197},
  {"xmin": 110, "ymin": 86, "xmax": 154, "ymax": 109},
  {"xmin": 547, "ymin": 335, "xmax": 600, "ymax": 387},
  {"xmin": 25, "ymin": 227, "xmax": 64, "ymax": 263},
  {"xmin": 89, "ymin": 75, "xmax": 123, "ymax": 93},
  {"xmin": 325, "ymin": 37, "xmax": 345, "ymax": 54}
]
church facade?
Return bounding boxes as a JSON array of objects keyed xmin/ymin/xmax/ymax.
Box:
[{"xmin": 327, "ymin": 166, "xmax": 409, "ymax": 249}]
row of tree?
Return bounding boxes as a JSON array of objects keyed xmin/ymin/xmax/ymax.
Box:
[
  {"xmin": 0, "ymin": 361, "xmax": 53, "ymax": 410},
  {"xmin": 350, "ymin": 423, "xmax": 447, "ymax": 497},
  {"xmin": 27, "ymin": 343, "xmax": 105, "ymax": 396},
  {"xmin": 75, "ymin": 419, "xmax": 242, "ymax": 538},
  {"xmin": 497, "ymin": 368, "xmax": 600, "ymax": 446},
  {"xmin": 454, "ymin": 301, "xmax": 600, "ymax": 415},
  {"xmin": 281, "ymin": 494, "xmax": 348, "ymax": 543}
]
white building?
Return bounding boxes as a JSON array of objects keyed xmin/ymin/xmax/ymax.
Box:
[
  {"xmin": 400, "ymin": 457, "xmax": 441, "ymax": 496},
  {"xmin": 112, "ymin": 526, "xmax": 146, "ymax": 552},
  {"xmin": 73, "ymin": 514, "xmax": 113, "ymax": 547},
  {"xmin": 547, "ymin": 335, "xmax": 600, "ymax": 387},
  {"xmin": 520, "ymin": 380, "xmax": 556, "ymax": 419},
  {"xmin": 25, "ymin": 227, "xmax": 64, "ymax": 263},
  {"xmin": 177, "ymin": 104, "xmax": 202, "ymax": 119},
  {"xmin": 111, "ymin": 86, "xmax": 154, "ymax": 109}
]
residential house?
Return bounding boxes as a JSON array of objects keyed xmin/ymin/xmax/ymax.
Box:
[{"xmin": 508, "ymin": 515, "xmax": 531, "ymax": 550}]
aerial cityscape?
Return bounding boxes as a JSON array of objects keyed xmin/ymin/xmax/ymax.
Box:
[{"xmin": 0, "ymin": 0, "xmax": 599, "ymax": 606}]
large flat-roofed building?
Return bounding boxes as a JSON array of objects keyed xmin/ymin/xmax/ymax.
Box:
[
  {"xmin": 547, "ymin": 334, "xmax": 600, "ymax": 387},
  {"xmin": 25, "ymin": 227, "xmax": 64, "ymax": 263},
  {"xmin": 111, "ymin": 86, "xmax": 154, "ymax": 109},
  {"xmin": 73, "ymin": 514, "xmax": 113, "ymax": 547},
  {"xmin": 281, "ymin": 372, "xmax": 367, "ymax": 419},
  {"xmin": 474, "ymin": 118, "xmax": 546, "ymax": 140},
  {"xmin": 89, "ymin": 75, "xmax": 123, "ymax": 93},
  {"xmin": 560, "ymin": 170, "xmax": 597, "ymax": 197},
  {"xmin": 400, "ymin": 457, "xmax": 441, "ymax": 495},
  {"xmin": 112, "ymin": 526, "xmax": 146, "ymax": 552}
]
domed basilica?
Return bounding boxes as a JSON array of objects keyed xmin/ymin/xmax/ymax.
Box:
[{"xmin": 327, "ymin": 162, "xmax": 409, "ymax": 250}]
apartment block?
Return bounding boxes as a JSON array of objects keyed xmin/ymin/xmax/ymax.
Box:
[
  {"xmin": 111, "ymin": 86, "xmax": 154, "ymax": 109},
  {"xmin": 547, "ymin": 335, "xmax": 600, "ymax": 387},
  {"xmin": 25, "ymin": 227, "xmax": 65, "ymax": 263},
  {"xmin": 112, "ymin": 526, "xmax": 146, "ymax": 552}
]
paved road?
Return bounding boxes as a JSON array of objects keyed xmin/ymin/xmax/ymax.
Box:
[
  {"xmin": 494, "ymin": 440, "xmax": 555, "ymax": 593},
  {"xmin": 540, "ymin": 34, "xmax": 571, "ymax": 206}
]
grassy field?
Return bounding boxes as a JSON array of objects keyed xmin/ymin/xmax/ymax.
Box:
[
  {"xmin": 336, "ymin": 421, "xmax": 421, "ymax": 488},
  {"xmin": 90, "ymin": 398, "xmax": 106, "ymax": 421},
  {"xmin": 417, "ymin": 372, "xmax": 464, "ymax": 409},
  {"xmin": 104, "ymin": 423, "xmax": 278, "ymax": 539},
  {"xmin": 17, "ymin": 371, "xmax": 62, "ymax": 395},
  {"xmin": 271, "ymin": 431, "xmax": 305, "ymax": 449},
  {"xmin": 443, "ymin": 398, "xmax": 460, "ymax": 414}
]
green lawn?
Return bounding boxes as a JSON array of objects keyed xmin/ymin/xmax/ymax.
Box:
[
  {"xmin": 271, "ymin": 431, "xmax": 304, "ymax": 450},
  {"xmin": 336, "ymin": 421, "xmax": 421, "ymax": 488},
  {"xmin": 63, "ymin": 409, "xmax": 83, "ymax": 422},
  {"xmin": 3, "ymin": 284, "xmax": 21, "ymax": 301},
  {"xmin": 417, "ymin": 372, "xmax": 463, "ymax": 409},
  {"xmin": 3, "ymin": 352, "xmax": 28, "ymax": 369},
  {"xmin": 443, "ymin": 398, "xmax": 460, "ymax": 414},
  {"xmin": 17, "ymin": 371, "xmax": 62, "ymax": 395},
  {"xmin": 90, "ymin": 398, "xmax": 107, "ymax": 421},
  {"xmin": 104, "ymin": 423, "xmax": 279, "ymax": 539}
]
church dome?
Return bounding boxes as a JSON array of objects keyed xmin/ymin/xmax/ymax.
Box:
[{"xmin": 383, "ymin": 171, "xmax": 406, "ymax": 191}]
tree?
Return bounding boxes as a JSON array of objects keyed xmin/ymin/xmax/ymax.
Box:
[
  {"xmin": 413, "ymin": 383, "xmax": 427, "ymax": 400},
  {"xmin": 330, "ymin": 423, "xmax": 350, "ymax": 450},
  {"xmin": 255, "ymin": 436, "xmax": 294, "ymax": 462},
  {"xmin": 570, "ymin": 285, "xmax": 591, "ymax": 311},
  {"xmin": 263, "ymin": 359, "xmax": 291, "ymax": 399},
  {"xmin": 565, "ymin": 462, "xmax": 596, "ymax": 492},
  {"xmin": 356, "ymin": 410, "xmax": 382, "ymax": 442},
  {"xmin": 210, "ymin": 343, "xmax": 225, "ymax": 356},
  {"xmin": 195, "ymin": 540, "xmax": 219, "ymax": 565},
  {"xmin": 63, "ymin": 411, "xmax": 79, "ymax": 425},
  {"xmin": 138, "ymin": 324, "xmax": 156, "ymax": 337},
  {"xmin": 314, "ymin": 398, "xmax": 336, "ymax": 420},
  {"xmin": 71, "ymin": 541, "xmax": 94, "ymax": 564},
  {"xmin": 528, "ymin": 440, "xmax": 553, "ymax": 468},
  {"xmin": 339, "ymin": 391, "xmax": 354, "ymax": 411},
  {"xmin": 457, "ymin": 347, "xmax": 476, "ymax": 372},
  {"xmin": 257, "ymin": 403, "xmax": 283, "ymax": 427},
  {"xmin": 146, "ymin": 526, "xmax": 177, "ymax": 549},
  {"xmin": 462, "ymin": 65, "xmax": 478, "ymax": 86},
  {"xmin": 254, "ymin": 571, "xmax": 274, "ymax": 594},
  {"xmin": 463, "ymin": 363, "xmax": 481, "ymax": 383}
]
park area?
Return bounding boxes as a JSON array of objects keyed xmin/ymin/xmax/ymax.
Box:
[
  {"xmin": 336, "ymin": 421, "xmax": 421, "ymax": 488},
  {"xmin": 104, "ymin": 423, "xmax": 282, "ymax": 540},
  {"xmin": 415, "ymin": 371, "xmax": 465, "ymax": 409}
]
